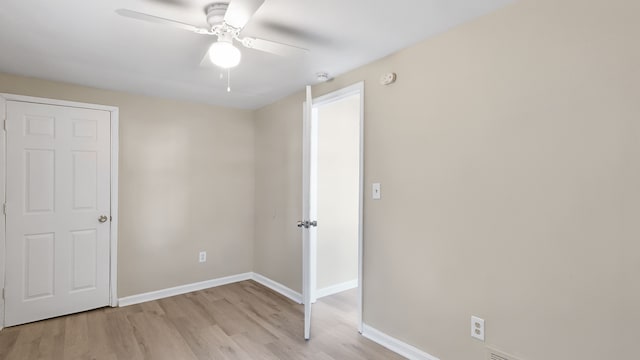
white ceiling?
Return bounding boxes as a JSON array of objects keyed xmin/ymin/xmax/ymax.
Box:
[{"xmin": 0, "ymin": 0, "xmax": 514, "ymax": 109}]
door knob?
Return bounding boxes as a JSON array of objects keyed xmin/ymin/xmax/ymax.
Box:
[
  {"xmin": 297, "ymin": 220, "xmax": 318, "ymax": 229},
  {"xmin": 98, "ymin": 215, "xmax": 109, "ymax": 223}
]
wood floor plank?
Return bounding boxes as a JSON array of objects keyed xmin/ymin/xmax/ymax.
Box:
[
  {"xmin": 0, "ymin": 280, "xmax": 405, "ymax": 360},
  {"xmin": 5, "ymin": 321, "xmax": 46, "ymax": 360},
  {"xmin": 202, "ymin": 324, "xmax": 254, "ymax": 360},
  {"xmin": 230, "ymin": 333, "xmax": 281, "ymax": 360},
  {"xmin": 86, "ymin": 310, "xmax": 115, "ymax": 359},
  {"xmin": 63, "ymin": 313, "xmax": 90, "ymax": 359},
  {"xmin": 127, "ymin": 309, "xmax": 198, "ymax": 360},
  {"xmin": 158, "ymin": 295, "xmax": 217, "ymax": 330},
  {"xmin": 0, "ymin": 328, "xmax": 19, "ymax": 359},
  {"xmin": 102, "ymin": 311, "xmax": 144, "ymax": 360},
  {"xmin": 35, "ymin": 317, "xmax": 65, "ymax": 360}
]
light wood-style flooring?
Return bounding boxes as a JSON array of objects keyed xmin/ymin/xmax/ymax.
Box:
[{"xmin": 0, "ymin": 280, "xmax": 404, "ymax": 359}]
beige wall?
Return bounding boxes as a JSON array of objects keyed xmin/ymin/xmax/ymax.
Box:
[
  {"xmin": 253, "ymin": 93, "xmax": 305, "ymax": 291},
  {"xmin": 316, "ymin": 96, "xmax": 360, "ymax": 290},
  {"xmin": 253, "ymin": 0, "xmax": 640, "ymax": 359},
  {"xmin": 0, "ymin": 72, "xmax": 255, "ymax": 297}
]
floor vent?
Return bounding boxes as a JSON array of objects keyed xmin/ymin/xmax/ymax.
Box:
[{"xmin": 486, "ymin": 347, "xmax": 521, "ymax": 360}]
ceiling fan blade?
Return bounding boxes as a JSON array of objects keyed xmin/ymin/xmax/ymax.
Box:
[
  {"xmin": 224, "ymin": 0, "xmax": 265, "ymax": 29},
  {"xmin": 241, "ymin": 37, "xmax": 309, "ymax": 56},
  {"xmin": 116, "ymin": 9, "xmax": 211, "ymax": 34},
  {"xmin": 199, "ymin": 49, "xmax": 215, "ymax": 68}
]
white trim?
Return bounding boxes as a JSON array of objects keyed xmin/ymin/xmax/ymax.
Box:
[
  {"xmin": 0, "ymin": 94, "xmax": 118, "ymax": 112},
  {"xmin": 356, "ymin": 81, "xmax": 365, "ymax": 333},
  {"xmin": 0, "ymin": 93, "xmax": 119, "ymax": 328},
  {"xmin": 251, "ymin": 273, "xmax": 303, "ymax": 304},
  {"xmin": 313, "ymin": 83, "xmax": 364, "ymax": 107},
  {"xmin": 315, "ymin": 279, "xmax": 358, "ymax": 299},
  {"xmin": 362, "ymin": 324, "xmax": 440, "ymax": 360},
  {"xmin": 0, "ymin": 96, "xmax": 5, "ymax": 330},
  {"xmin": 308, "ymin": 81, "xmax": 365, "ymax": 332},
  {"xmin": 309, "ymin": 106, "xmax": 318, "ymax": 304},
  {"xmin": 109, "ymin": 108, "xmax": 119, "ymax": 307},
  {"xmin": 119, "ymin": 273, "xmax": 253, "ymax": 307}
]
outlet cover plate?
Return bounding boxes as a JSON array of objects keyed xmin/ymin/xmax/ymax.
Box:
[{"xmin": 471, "ymin": 316, "xmax": 485, "ymax": 341}]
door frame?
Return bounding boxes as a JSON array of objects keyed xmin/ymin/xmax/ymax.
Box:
[
  {"xmin": 0, "ymin": 94, "xmax": 119, "ymax": 329},
  {"xmin": 304, "ymin": 81, "xmax": 365, "ymax": 333}
]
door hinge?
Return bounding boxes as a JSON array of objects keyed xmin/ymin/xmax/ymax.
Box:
[
  {"xmin": 2, "ymin": 288, "xmax": 4, "ymax": 300},
  {"xmin": 2, "ymin": 203, "xmax": 6, "ymax": 215},
  {"xmin": 2, "ymin": 119, "xmax": 6, "ymax": 131}
]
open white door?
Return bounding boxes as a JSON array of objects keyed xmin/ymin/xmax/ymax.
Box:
[
  {"xmin": 300, "ymin": 85, "xmax": 316, "ymax": 340},
  {"xmin": 300, "ymin": 82, "xmax": 365, "ymax": 339}
]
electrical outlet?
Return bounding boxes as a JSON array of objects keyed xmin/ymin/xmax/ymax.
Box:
[
  {"xmin": 471, "ymin": 316, "xmax": 485, "ymax": 341},
  {"xmin": 199, "ymin": 251, "xmax": 207, "ymax": 263}
]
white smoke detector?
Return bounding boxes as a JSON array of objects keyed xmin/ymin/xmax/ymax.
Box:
[
  {"xmin": 379, "ymin": 72, "xmax": 397, "ymax": 85},
  {"xmin": 316, "ymin": 72, "xmax": 330, "ymax": 82}
]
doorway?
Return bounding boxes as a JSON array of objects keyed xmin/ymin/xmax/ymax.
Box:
[
  {"xmin": 311, "ymin": 90, "xmax": 361, "ymax": 302},
  {"xmin": 302, "ymin": 82, "xmax": 364, "ymax": 339},
  {"xmin": 0, "ymin": 94, "xmax": 119, "ymax": 328}
]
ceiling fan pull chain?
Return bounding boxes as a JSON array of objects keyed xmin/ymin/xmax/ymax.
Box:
[{"xmin": 227, "ymin": 69, "xmax": 231, "ymax": 92}]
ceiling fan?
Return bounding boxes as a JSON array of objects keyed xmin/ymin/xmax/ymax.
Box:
[{"xmin": 116, "ymin": 0, "xmax": 309, "ymax": 69}]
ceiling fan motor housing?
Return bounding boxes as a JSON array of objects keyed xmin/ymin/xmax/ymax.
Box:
[{"xmin": 205, "ymin": 2, "xmax": 229, "ymax": 27}]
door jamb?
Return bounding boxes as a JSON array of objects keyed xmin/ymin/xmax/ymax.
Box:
[
  {"xmin": 306, "ymin": 81, "xmax": 365, "ymax": 332},
  {"xmin": 0, "ymin": 93, "xmax": 120, "ymax": 329}
]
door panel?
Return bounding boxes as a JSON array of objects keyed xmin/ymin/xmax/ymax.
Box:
[
  {"xmin": 5, "ymin": 101, "xmax": 111, "ymax": 327},
  {"xmin": 25, "ymin": 149, "xmax": 55, "ymax": 213},
  {"xmin": 70, "ymin": 229, "xmax": 98, "ymax": 292},
  {"xmin": 72, "ymin": 151, "xmax": 98, "ymax": 210},
  {"xmin": 24, "ymin": 232, "xmax": 55, "ymax": 299}
]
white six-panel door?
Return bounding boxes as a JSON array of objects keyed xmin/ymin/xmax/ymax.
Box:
[{"xmin": 5, "ymin": 101, "xmax": 111, "ymax": 326}]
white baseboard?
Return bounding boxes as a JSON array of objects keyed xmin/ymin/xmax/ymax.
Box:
[
  {"xmin": 316, "ymin": 278, "xmax": 358, "ymax": 299},
  {"xmin": 118, "ymin": 272, "xmax": 252, "ymax": 307},
  {"xmin": 117, "ymin": 272, "xmax": 302, "ymax": 307},
  {"xmin": 362, "ymin": 323, "xmax": 440, "ymax": 360},
  {"xmin": 251, "ymin": 273, "xmax": 303, "ymax": 304}
]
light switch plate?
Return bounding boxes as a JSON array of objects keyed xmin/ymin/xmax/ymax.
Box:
[{"xmin": 372, "ymin": 183, "xmax": 381, "ymax": 200}]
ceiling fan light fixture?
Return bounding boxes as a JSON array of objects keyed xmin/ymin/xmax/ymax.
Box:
[{"xmin": 209, "ymin": 41, "xmax": 242, "ymax": 69}]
